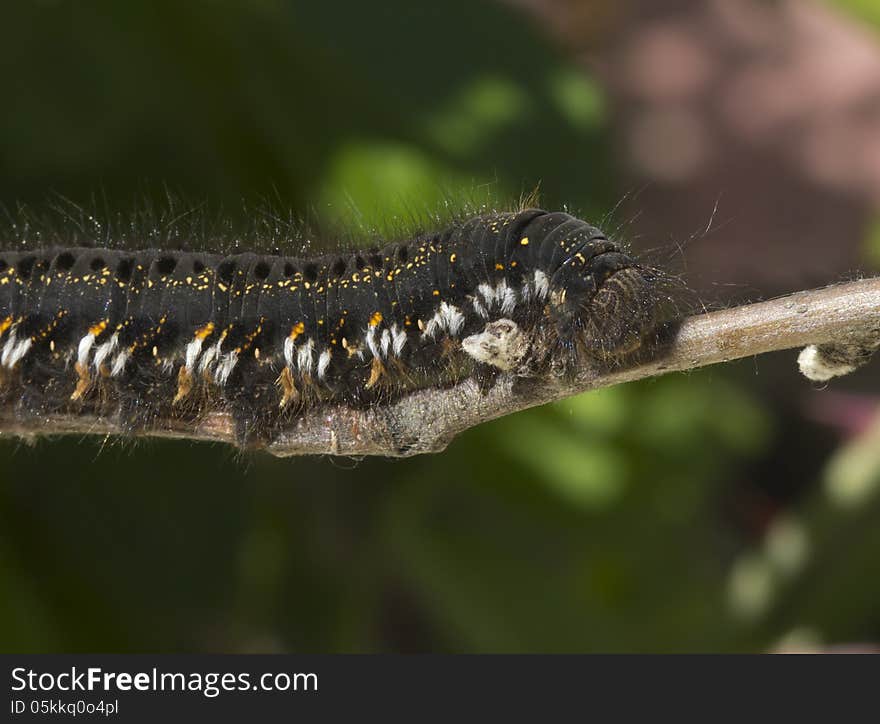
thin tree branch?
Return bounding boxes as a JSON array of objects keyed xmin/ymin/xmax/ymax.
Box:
[{"xmin": 2, "ymin": 278, "xmax": 879, "ymax": 456}]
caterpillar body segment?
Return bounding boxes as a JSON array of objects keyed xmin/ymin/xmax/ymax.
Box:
[{"xmin": 0, "ymin": 209, "xmax": 664, "ymax": 446}]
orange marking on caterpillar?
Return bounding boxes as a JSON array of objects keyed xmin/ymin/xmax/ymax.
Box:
[
  {"xmin": 365, "ymin": 356, "xmax": 386, "ymax": 389},
  {"xmin": 88, "ymin": 319, "xmax": 109, "ymax": 338},
  {"xmin": 289, "ymin": 321, "xmax": 305, "ymax": 341},
  {"xmin": 195, "ymin": 322, "xmax": 215, "ymax": 340},
  {"xmin": 173, "ymin": 366, "xmax": 193, "ymax": 404},
  {"xmin": 70, "ymin": 362, "xmax": 91, "ymax": 401},
  {"xmin": 276, "ymin": 366, "xmax": 299, "ymax": 408}
]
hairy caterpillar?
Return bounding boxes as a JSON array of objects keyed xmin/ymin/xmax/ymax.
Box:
[{"xmin": 0, "ymin": 207, "xmax": 665, "ymax": 448}]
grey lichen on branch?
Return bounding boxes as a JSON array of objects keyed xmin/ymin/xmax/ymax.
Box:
[{"xmin": 2, "ymin": 277, "xmax": 879, "ymax": 457}]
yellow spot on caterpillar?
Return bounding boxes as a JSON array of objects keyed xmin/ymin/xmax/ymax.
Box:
[
  {"xmin": 289, "ymin": 321, "xmax": 305, "ymax": 341},
  {"xmin": 495, "ymin": 263, "xmax": 504, "ymax": 271},
  {"xmin": 341, "ymin": 337, "xmax": 348, "ymax": 349},
  {"xmin": 218, "ymin": 283, "xmax": 228, "ymax": 292},
  {"xmin": 0, "ymin": 316, "xmax": 12, "ymax": 336},
  {"xmin": 152, "ymin": 346, "xmax": 158, "ymax": 357},
  {"xmin": 304, "ymin": 282, "xmax": 311, "ymax": 290},
  {"xmin": 511, "ymin": 261, "xmax": 517, "ymax": 267},
  {"xmin": 195, "ymin": 322, "xmax": 215, "ymax": 340},
  {"xmin": 417, "ymin": 319, "xmax": 425, "ymax": 331},
  {"xmin": 520, "ymin": 237, "xmax": 529, "ymax": 245},
  {"xmin": 432, "ymin": 290, "xmax": 440, "ymax": 296},
  {"xmin": 450, "ymin": 253, "xmax": 457, "ymax": 262},
  {"xmin": 254, "ymin": 347, "xmax": 261, "ymax": 359},
  {"xmin": 369, "ymin": 312, "xmax": 383, "ymax": 327},
  {"xmin": 88, "ymin": 319, "xmax": 109, "ymax": 338}
]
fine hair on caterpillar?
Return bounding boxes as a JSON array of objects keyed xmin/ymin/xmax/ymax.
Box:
[
  {"xmin": 593, "ymin": 187, "xmax": 730, "ymax": 322},
  {"xmin": 0, "ymin": 199, "xmax": 680, "ymax": 449}
]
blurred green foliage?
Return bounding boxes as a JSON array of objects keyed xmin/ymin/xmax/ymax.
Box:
[
  {"xmin": 0, "ymin": 0, "xmax": 879, "ymax": 652},
  {"xmin": 834, "ymin": 0, "xmax": 880, "ymax": 29}
]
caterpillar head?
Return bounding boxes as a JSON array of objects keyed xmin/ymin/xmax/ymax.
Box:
[{"xmin": 549, "ymin": 251, "xmax": 661, "ymax": 359}]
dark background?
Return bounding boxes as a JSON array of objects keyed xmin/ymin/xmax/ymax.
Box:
[{"xmin": 2, "ymin": 0, "xmax": 880, "ymax": 652}]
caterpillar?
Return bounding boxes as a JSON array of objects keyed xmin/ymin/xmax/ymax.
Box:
[{"xmin": 0, "ymin": 207, "xmax": 665, "ymax": 448}]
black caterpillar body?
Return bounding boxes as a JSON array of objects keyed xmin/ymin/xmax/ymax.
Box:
[{"xmin": 0, "ymin": 208, "xmax": 662, "ymax": 446}]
